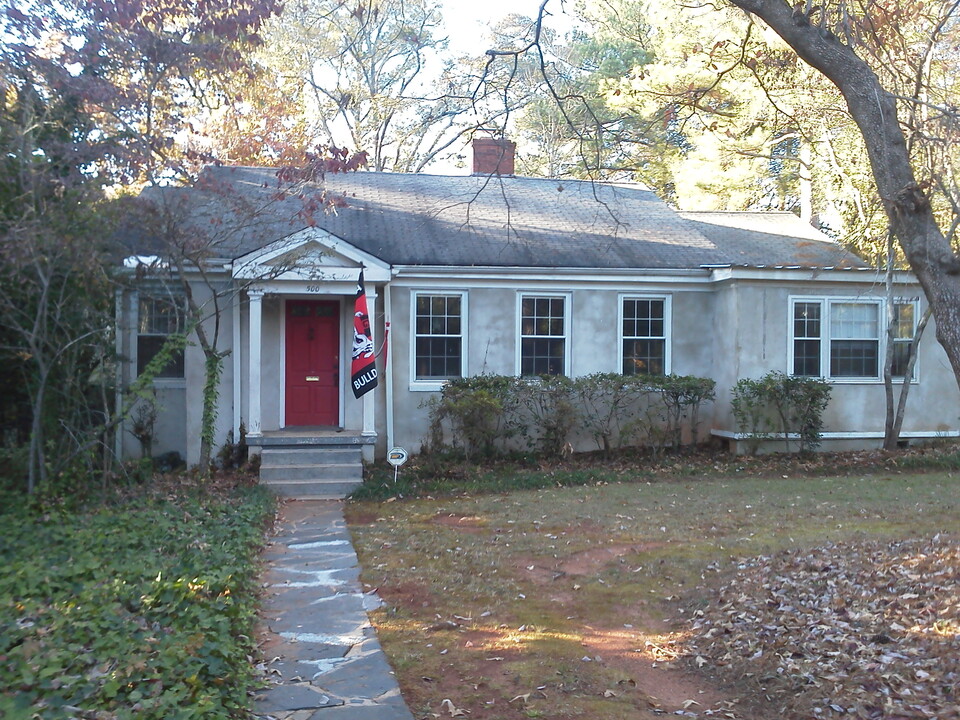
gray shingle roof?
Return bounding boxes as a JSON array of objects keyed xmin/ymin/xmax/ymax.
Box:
[
  {"xmin": 678, "ymin": 211, "xmax": 869, "ymax": 269},
  {"xmin": 127, "ymin": 166, "xmax": 870, "ymax": 271}
]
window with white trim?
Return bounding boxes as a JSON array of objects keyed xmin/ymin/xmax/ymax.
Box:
[
  {"xmin": 519, "ymin": 295, "xmax": 567, "ymax": 376},
  {"xmin": 413, "ymin": 293, "xmax": 465, "ymax": 380},
  {"xmin": 829, "ymin": 301, "xmax": 880, "ymax": 377},
  {"xmin": 891, "ymin": 301, "xmax": 918, "ymax": 378},
  {"xmin": 790, "ymin": 298, "xmax": 918, "ymax": 380},
  {"xmin": 137, "ymin": 294, "xmax": 185, "ymax": 379},
  {"xmin": 621, "ymin": 296, "xmax": 669, "ymax": 375}
]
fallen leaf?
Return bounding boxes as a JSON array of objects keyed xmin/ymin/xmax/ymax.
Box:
[{"xmin": 440, "ymin": 698, "xmax": 469, "ymax": 716}]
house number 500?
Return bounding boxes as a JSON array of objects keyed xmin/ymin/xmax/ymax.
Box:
[{"xmin": 306, "ymin": 285, "xmax": 322, "ymax": 293}]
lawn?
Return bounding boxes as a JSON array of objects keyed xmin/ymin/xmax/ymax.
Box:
[
  {"xmin": 0, "ymin": 477, "xmax": 275, "ymax": 720},
  {"xmin": 345, "ymin": 467, "xmax": 960, "ymax": 720}
]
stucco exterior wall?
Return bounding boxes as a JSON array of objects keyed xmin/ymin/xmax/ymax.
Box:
[
  {"xmin": 386, "ymin": 278, "xmax": 721, "ymax": 454},
  {"xmin": 387, "ymin": 273, "xmax": 960, "ymax": 455},
  {"xmin": 124, "ymin": 267, "xmax": 960, "ymax": 466},
  {"xmin": 119, "ymin": 281, "xmax": 235, "ymax": 467},
  {"xmin": 709, "ymin": 278, "xmax": 960, "ymax": 440}
]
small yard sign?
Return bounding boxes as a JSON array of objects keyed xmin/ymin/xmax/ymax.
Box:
[{"xmin": 387, "ymin": 447, "xmax": 408, "ymax": 482}]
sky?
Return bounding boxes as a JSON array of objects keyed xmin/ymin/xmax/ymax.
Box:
[{"xmin": 441, "ymin": 0, "xmax": 577, "ymax": 51}]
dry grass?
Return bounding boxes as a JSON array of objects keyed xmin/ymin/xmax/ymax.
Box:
[{"xmin": 346, "ymin": 472, "xmax": 960, "ymax": 720}]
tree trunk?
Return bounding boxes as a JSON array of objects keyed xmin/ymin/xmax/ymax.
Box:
[
  {"xmin": 886, "ymin": 307, "xmax": 932, "ymax": 449},
  {"xmin": 883, "ymin": 231, "xmax": 897, "ymax": 447},
  {"xmin": 728, "ymin": 0, "xmax": 960, "ymax": 392}
]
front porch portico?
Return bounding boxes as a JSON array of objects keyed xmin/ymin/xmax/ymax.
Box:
[{"xmin": 231, "ymin": 229, "xmax": 391, "ymax": 464}]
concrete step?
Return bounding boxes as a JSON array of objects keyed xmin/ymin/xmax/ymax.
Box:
[
  {"xmin": 258, "ymin": 441, "xmax": 365, "ymax": 498},
  {"xmin": 262, "ymin": 478, "xmax": 363, "ymax": 499},
  {"xmin": 261, "ymin": 446, "xmax": 362, "ymax": 466},
  {"xmin": 253, "ymin": 434, "xmax": 375, "ymax": 448},
  {"xmin": 260, "ymin": 463, "xmax": 363, "ymax": 482}
]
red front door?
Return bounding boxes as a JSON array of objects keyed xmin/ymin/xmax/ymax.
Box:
[{"xmin": 285, "ymin": 300, "xmax": 340, "ymax": 427}]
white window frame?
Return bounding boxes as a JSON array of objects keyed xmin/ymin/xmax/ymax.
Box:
[
  {"xmin": 409, "ymin": 290, "xmax": 468, "ymax": 391},
  {"xmin": 619, "ymin": 294, "xmax": 672, "ymax": 376},
  {"xmin": 788, "ymin": 296, "xmax": 920, "ymax": 383},
  {"xmin": 135, "ymin": 290, "xmax": 186, "ymax": 384},
  {"xmin": 516, "ymin": 292, "xmax": 571, "ymax": 377},
  {"xmin": 890, "ymin": 298, "xmax": 921, "ymax": 381}
]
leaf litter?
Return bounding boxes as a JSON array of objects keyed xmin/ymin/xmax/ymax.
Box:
[{"xmin": 687, "ymin": 534, "xmax": 960, "ymax": 719}]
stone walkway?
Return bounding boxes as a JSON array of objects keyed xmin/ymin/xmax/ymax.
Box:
[{"xmin": 254, "ymin": 500, "xmax": 414, "ymax": 720}]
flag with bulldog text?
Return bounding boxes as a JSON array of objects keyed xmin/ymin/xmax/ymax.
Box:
[{"xmin": 351, "ymin": 270, "xmax": 378, "ymax": 398}]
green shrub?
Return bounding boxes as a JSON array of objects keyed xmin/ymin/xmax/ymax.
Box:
[
  {"xmin": 426, "ymin": 375, "xmax": 518, "ymax": 459},
  {"xmin": 425, "ymin": 373, "xmax": 716, "ymax": 459},
  {"xmin": 647, "ymin": 375, "xmax": 717, "ymax": 449},
  {"xmin": 512, "ymin": 375, "xmax": 576, "ymax": 455},
  {"xmin": 731, "ymin": 371, "xmax": 831, "ymax": 453},
  {"xmin": 574, "ymin": 373, "xmax": 644, "ymax": 453}
]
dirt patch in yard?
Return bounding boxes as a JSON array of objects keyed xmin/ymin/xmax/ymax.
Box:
[
  {"xmin": 576, "ymin": 623, "xmax": 733, "ymax": 715},
  {"xmin": 556, "ymin": 542, "xmax": 666, "ymax": 575}
]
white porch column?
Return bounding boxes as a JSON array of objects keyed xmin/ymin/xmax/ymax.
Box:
[
  {"xmin": 247, "ymin": 288, "xmax": 264, "ymax": 437},
  {"xmin": 362, "ymin": 288, "xmax": 377, "ymax": 437}
]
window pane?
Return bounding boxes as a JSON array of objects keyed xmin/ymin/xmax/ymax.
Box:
[
  {"xmin": 894, "ymin": 303, "xmax": 915, "ymax": 340},
  {"xmin": 623, "ymin": 339, "xmax": 665, "ymax": 375},
  {"xmin": 623, "ymin": 298, "xmax": 666, "ymax": 376},
  {"xmin": 793, "ymin": 339, "xmax": 821, "ymax": 377},
  {"xmin": 794, "ymin": 302, "xmax": 820, "ymax": 339},
  {"xmin": 416, "ymin": 337, "xmax": 462, "ymax": 379},
  {"xmin": 831, "ymin": 302, "xmax": 878, "ymax": 339},
  {"xmin": 830, "ymin": 339, "xmax": 879, "ymax": 377},
  {"xmin": 521, "ymin": 297, "xmax": 565, "ymax": 375},
  {"xmin": 137, "ymin": 296, "xmax": 184, "ymax": 379},
  {"xmin": 137, "ymin": 336, "xmax": 184, "ymax": 378},
  {"xmin": 139, "ymin": 297, "xmax": 182, "ymax": 334},
  {"xmin": 521, "ymin": 338, "xmax": 564, "ymax": 375},
  {"xmin": 522, "ymin": 297, "xmax": 564, "ymax": 336},
  {"xmin": 892, "ymin": 340, "xmax": 912, "ymax": 377}
]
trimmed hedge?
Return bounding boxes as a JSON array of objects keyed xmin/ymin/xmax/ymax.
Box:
[
  {"xmin": 731, "ymin": 371, "xmax": 832, "ymax": 453},
  {"xmin": 425, "ymin": 373, "xmax": 716, "ymax": 459}
]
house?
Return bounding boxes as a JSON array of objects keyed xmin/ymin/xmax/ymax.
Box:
[{"xmin": 116, "ymin": 139, "xmax": 960, "ymax": 495}]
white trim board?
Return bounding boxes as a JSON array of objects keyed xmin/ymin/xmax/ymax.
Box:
[{"xmin": 711, "ymin": 429, "xmax": 960, "ymax": 440}]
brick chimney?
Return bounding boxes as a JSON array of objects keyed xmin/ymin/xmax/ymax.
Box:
[{"xmin": 472, "ymin": 137, "xmax": 516, "ymax": 176}]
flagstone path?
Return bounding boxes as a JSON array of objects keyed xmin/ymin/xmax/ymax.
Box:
[{"xmin": 254, "ymin": 500, "xmax": 414, "ymax": 720}]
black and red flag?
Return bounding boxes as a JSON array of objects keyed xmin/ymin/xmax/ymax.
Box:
[{"xmin": 351, "ymin": 270, "xmax": 378, "ymax": 398}]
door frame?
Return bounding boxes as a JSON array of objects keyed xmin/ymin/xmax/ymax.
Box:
[{"xmin": 280, "ymin": 297, "xmax": 344, "ymax": 428}]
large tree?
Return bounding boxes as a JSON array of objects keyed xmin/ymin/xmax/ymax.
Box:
[
  {"xmin": 0, "ymin": 0, "xmax": 284, "ymax": 489},
  {"xmin": 718, "ymin": 0, "xmax": 960, "ymax": 388},
  {"xmin": 262, "ymin": 0, "xmax": 455, "ymax": 171}
]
